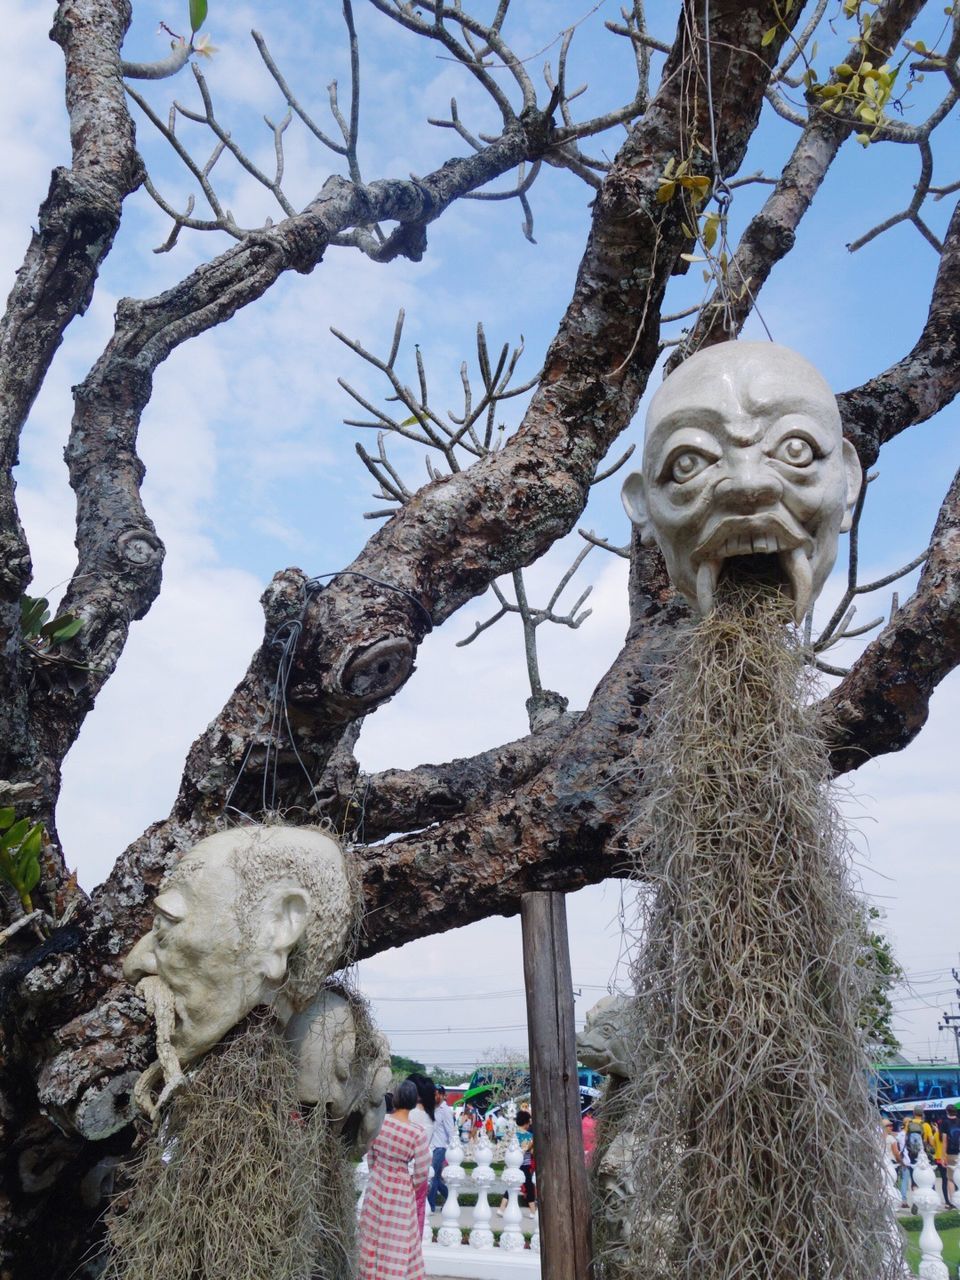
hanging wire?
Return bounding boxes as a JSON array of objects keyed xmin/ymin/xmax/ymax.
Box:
[
  {"xmin": 701, "ymin": 0, "xmax": 775, "ymax": 343},
  {"xmin": 222, "ymin": 569, "xmax": 433, "ymax": 822}
]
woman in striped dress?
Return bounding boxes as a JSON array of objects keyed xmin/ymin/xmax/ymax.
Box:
[{"xmin": 357, "ymin": 1079, "xmax": 430, "ymax": 1279}]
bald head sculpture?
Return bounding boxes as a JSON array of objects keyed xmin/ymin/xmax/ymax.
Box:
[
  {"xmin": 621, "ymin": 342, "xmax": 862, "ymax": 621},
  {"xmin": 124, "ymin": 826, "xmax": 354, "ymax": 1068}
]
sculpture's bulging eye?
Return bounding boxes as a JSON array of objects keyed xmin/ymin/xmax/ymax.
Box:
[
  {"xmin": 774, "ymin": 435, "xmax": 815, "ymax": 467},
  {"xmin": 669, "ymin": 450, "xmax": 712, "ymax": 483}
]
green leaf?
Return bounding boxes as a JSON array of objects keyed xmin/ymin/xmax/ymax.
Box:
[
  {"xmin": 18, "ymin": 825, "xmax": 43, "ymax": 861},
  {"xmin": 0, "ymin": 808, "xmax": 14, "ymax": 833},
  {"xmin": 43, "ymin": 615, "xmax": 83, "ymax": 644},
  {"xmin": 20, "ymin": 595, "xmax": 50, "ymax": 636},
  {"xmin": 761, "ymin": 25, "xmax": 777, "ymax": 47},
  {"xmin": 18, "ymin": 854, "xmax": 41, "ymax": 895},
  {"xmin": 189, "ymin": 0, "xmax": 208, "ymax": 33},
  {"xmin": 0, "ymin": 818, "xmax": 30, "ymax": 851},
  {"xmin": 703, "ymin": 213, "xmax": 720, "ymax": 251},
  {"xmin": 655, "ymin": 182, "xmax": 677, "ymax": 203}
]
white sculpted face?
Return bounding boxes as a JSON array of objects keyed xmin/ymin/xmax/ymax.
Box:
[
  {"xmin": 621, "ymin": 342, "xmax": 862, "ymax": 621},
  {"xmin": 123, "ymin": 827, "xmax": 352, "ymax": 1067}
]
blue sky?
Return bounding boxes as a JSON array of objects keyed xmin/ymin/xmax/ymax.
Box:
[{"xmin": 4, "ymin": 0, "xmax": 959, "ymax": 1071}]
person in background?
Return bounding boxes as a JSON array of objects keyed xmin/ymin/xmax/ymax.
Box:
[
  {"xmin": 357, "ymin": 1079, "xmax": 430, "ymax": 1279},
  {"xmin": 883, "ymin": 1117, "xmax": 910, "ymax": 1210},
  {"xmin": 903, "ymin": 1105, "xmax": 932, "ymax": 1190},
  {"xmin": 581, "ymin": 1104, "xmax": 597, "ymax": 1166},
  {"xmin": 428, "ymin": 1084, "xmax": 456, "ymax": 1212},
  {"xmin": 943, "ymin": 1103, "xmax": 960, "ymax": 1207},
  {"xmin": 458, "ymin": 1102, "xmax": 478, "ymax": 1145},
  {"xmin": 498, "ymin": 1110, "xmax": 536, "ymax": 1217},
  {"xmin": 406, "ymin": 1074, "xmax": 436, "ymax": 1236},
  {"xmin": 929, "ymin": 1115, "xmax": 955, "ymax": 1208}
]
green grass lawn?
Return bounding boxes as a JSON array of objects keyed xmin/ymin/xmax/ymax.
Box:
[{"xmin": 902, "ymin": 1211, "xmax": 960, "ymax": 1278}]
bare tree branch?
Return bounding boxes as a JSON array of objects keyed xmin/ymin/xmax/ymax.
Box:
[
  {"xmin": 827, "ymin": 463, "xmax": 960, "ymax": 772},
  {"xmin": 0, "ymin": 0, "xmax": 141, "ymax": 791},
  {"xmin": 838, "ymin": 198, "xmax": 960, "ymax": 464},
  {"xmin": 666, "ymin": 0, "xmax": 927, "ymax": 369}
]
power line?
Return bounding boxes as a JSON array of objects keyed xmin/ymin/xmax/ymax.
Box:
[
  {"xmin": 383, "ymin": 1023, "xmax": 539, "ymax": 1034},
  {"xmin": 369, "ymin": 982, "xmax": 613, "ymax": 1003}
]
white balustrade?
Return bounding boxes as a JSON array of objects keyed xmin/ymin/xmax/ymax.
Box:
[
  {"xmin": 437, "ymin": 1130, "xmax": 467, "ymax": 1248},
  {"xmin": 355, "ymin": 1154, "xmax": 369, "ymax": 1219},
  {"xmin": 470, "ymin": 1124, "xmax": 496, "ymax": 1249},
  {"xmin": 355, "ymin": 1117, "xmax": 541, "ymax": 1278},
  {"xmin": 881, "ymin": 1140, "xmax": 912, "ymax": 1277},
  {"xmin": 911, "ymin": 1151, "xmax": 949, "ymax": 1280},
  {"xmin": 422, "ymin": 1195, "xmax": 434, "ymax": 1247},
  {"xmin": 499, "ymin": 1102, "xmax": 526, "ymax": 1252}
]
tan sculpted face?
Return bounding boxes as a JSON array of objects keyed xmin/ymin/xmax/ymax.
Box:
[
  {"xmin": 621, "ymin": 342, "xmax": 862, "ymax": 621},
  {"xmin": 124, "ymin": 827, "xmax": 352, "ymax": 1068}
]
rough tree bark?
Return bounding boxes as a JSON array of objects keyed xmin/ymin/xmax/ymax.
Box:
[{"xmin": 2, "ymin": 1, "xmax": 960, "ymax": 1276}]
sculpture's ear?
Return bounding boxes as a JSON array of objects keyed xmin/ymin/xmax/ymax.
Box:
[
  {"xmin": 621, "ymin": 470, "xmax": 657, "ymax": 546},
  {"xmin": 262, "ymin": 886, "xmax": 311, "ymax": 981},
  {"xmin": 838, "ymin": 438, "xmax": 863, "ymax": 534}
]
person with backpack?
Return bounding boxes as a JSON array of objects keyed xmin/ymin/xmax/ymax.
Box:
[
  {"xmin": 903, "ymin": 1106, "xmax": 935, "ymax": 1183},
  {"xmin": 943, "ymin": 1104, "xmax": 960, "ymax": 1207}
]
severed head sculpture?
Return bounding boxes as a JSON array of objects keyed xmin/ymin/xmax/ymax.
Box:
[
  {"xmin": 111, "ymin": 827, "xmax": 391, "ymax": 1279},
  {"xmin": 621, "ymin": 342, "xmax": 862, "ymax": 622},
  {"xmin": 123, "ymin": 825, "xmax": 389, "ymax": 1139}
]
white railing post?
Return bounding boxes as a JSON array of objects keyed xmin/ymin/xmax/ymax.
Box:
[
  {"xmin": 469, "ymin": 1124, "xmax": 496, "ymax": 1249},
  {"xmin": 881, "ymin": 1139, "xmax": 912, "ymax": 1277},
  {"xmin": 422, "ymin": 1197, "xmax": 434, "ymax": 1247},
  {"xmin": 912, "ymin": 1151, "xmax": 949, "ymax": 1280},
  {"xmin": 499, "ymin": 1101, "xmax": 526, "ymax": 1252},
  {"xmin": 437, "ymin": 1130, "xmax": 466, "ymax": 1248},
  {"xmin": 355, "ymin": 1154, "xmax": 369, "ymax": 1220}
]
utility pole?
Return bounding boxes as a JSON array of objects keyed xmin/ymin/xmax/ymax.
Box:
[
  {"xmin": 521, "ymin": 892, "xmax": 592, "ymax": 1280},
  {"xmin": 938, "ymin": 968, "xmax": 960, "ymax": 1067}
]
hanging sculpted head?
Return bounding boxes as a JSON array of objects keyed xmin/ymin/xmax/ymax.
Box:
[
  {"xmin": 124, "ymin": 825, "xmax": 354, "ymax": 1069},
  {"xmin": 621, "ymin": 342, "xmax": 862, "ymax": 622},
  {"xmin": 112, "ymin": 830, "xmax": 390, "ymax": 1280}
]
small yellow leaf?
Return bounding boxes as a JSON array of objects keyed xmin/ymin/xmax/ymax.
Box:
[
  {"xmin": 835, "ymin": 62, "xmax": 854, "ymax": 77},
  {"xmin": 656, "ymin": 182, "xmax": 677, "ymax": 203},
  {"xmin": 761, "ymin": 25, "xmax": 777, "ymax": 47},
  {"xmin": 679, "ymin": 252, "xmax": 705, "ymax": 263}
]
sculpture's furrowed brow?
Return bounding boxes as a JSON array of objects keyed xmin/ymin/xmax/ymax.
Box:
[
  {"xmin": 647, "ymin": 405, "xmax": 725, "ymax": 450},
  {"xmin": 741, "ymin": 384, "xmax": 838, "ymax": 425}
]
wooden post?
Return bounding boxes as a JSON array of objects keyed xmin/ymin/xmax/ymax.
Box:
[{"xmin": 521, "ymin": 891, "xmax": 592, "ymax": 1280}]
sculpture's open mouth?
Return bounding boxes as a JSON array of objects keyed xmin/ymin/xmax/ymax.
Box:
[{"xmin": 694, "ymin": 530, "xmax": 813, "ymax": 623}]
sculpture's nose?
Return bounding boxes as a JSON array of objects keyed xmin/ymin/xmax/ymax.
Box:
[
  {"xmin": 123, "ymin": 932, "xmax": 158, "ymax": 983},
  {"xmin": 717, "ymin": 458, "xmax": 782, "ymax": 512}
]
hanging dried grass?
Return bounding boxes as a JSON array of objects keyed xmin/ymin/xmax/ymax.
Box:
[
  {"xmin": 103, "ymin": 1010, "xmax": 355, "ymax": 1280},
  {"xmin": 618, "ymin": 583, "xmax": 901, "ymax": 1280}
]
